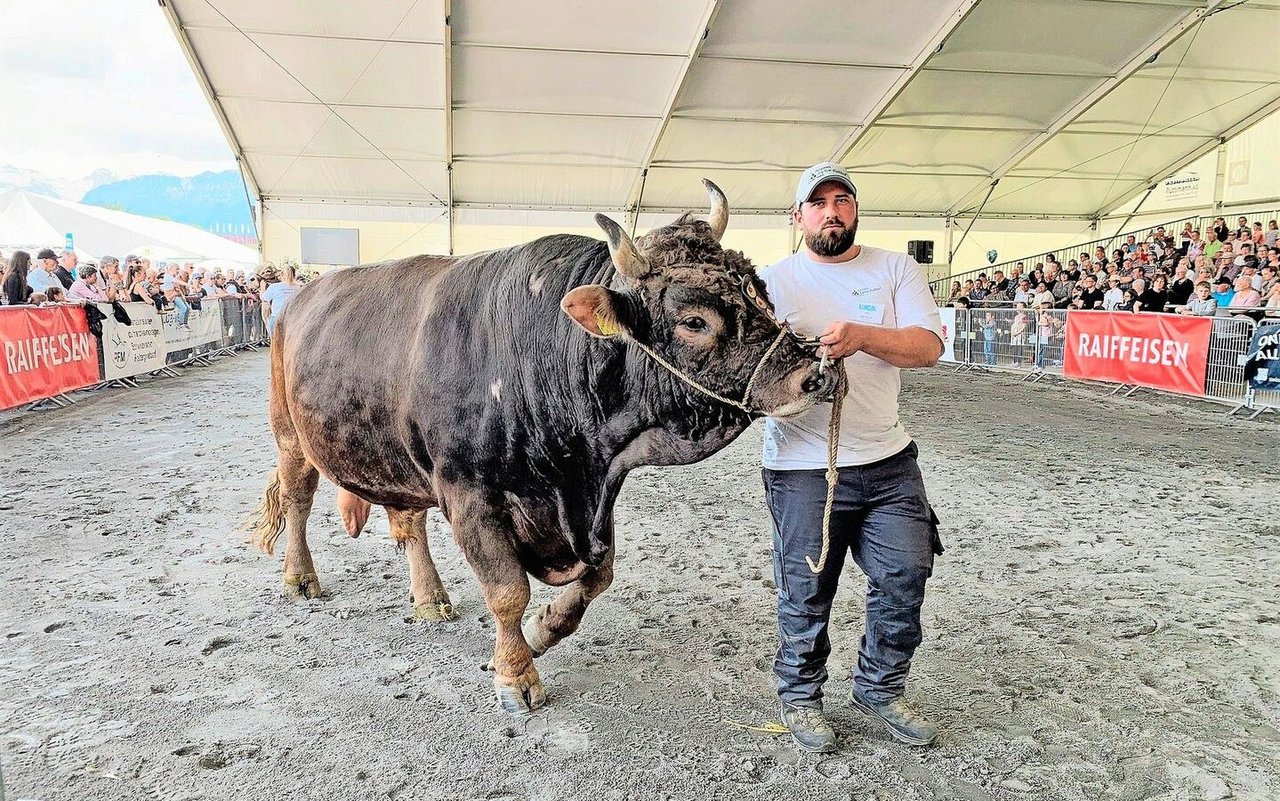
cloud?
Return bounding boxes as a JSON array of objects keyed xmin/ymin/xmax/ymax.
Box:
[{"xmin": 0, "ymin": 0, "xmax": 237, "ymax": 187}]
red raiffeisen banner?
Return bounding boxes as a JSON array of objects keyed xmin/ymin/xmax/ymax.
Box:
[
  {"xmin": 1064, "ymin": 310, "xmax": 1211, "ymax": 396},
  {"xmin": 0, "ymin": 306, "xmax": 100, "ymax": 409}
]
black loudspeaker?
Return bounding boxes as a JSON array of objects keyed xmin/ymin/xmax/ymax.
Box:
[{"xmin": 907, "ymin": 240, "xmax": 934, "ymax": 264}]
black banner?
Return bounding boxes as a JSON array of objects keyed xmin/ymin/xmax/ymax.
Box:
[{"xmin": 1244, "ymin": 324, "xmax": 1280, "ymax": 390}]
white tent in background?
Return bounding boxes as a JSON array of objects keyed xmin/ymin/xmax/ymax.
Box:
[{"xmin": 0, "ymin": 190, "xmax": 259, "ymax": 264}]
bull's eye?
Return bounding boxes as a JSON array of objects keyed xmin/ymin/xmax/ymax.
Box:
[{"xmin": 679, "ymin": 316, "xmax": 708, "ymax": 332}]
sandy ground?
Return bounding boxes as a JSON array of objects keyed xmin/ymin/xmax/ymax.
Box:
[{"xmin": 1, "ymin": 353, "xmax": 1278, "ymax": 801}]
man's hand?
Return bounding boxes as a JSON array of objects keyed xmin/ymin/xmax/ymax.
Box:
[{"xmin": 818, "ymin": 321, "xmax": 872, "ymax": 359}]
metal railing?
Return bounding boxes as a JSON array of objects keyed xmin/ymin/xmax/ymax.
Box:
[
  {"xmin": 940, "ymin": 306, "xmax": 1280, "ymax": 416},
  {"xmin": 931, "ymin": 205, "xmax": 1280, "ymax": 304}
]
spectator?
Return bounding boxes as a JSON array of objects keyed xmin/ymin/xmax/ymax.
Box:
[
  {"xmin": 98, "ymin": 256, "xmax": 122, "ymax": 296},
  {"xmin": 991, "ymin": 270, "xmax": 1010, "ymax": 293},
  {"xmin": 1093, "ymin": 246, "xmax": 1108, "ymax": 267},
  {"xmin": 68, "ymin": 265, "xmax": 110, "ymax": 302},
  {"xmin": 967, "ymin": 279, "xmax": 988, "ymax": 305},
  {"xmin": 2, "ymin": 250, "xmax": 33, "ymax": 305},
  {"xmin": 28, "ymin": 291, "xmax": 48, "ymax": 305},
  {"xmin": 28, "ymin": 249, "xmax": 61, "ymax": 293},
  {"xmin": 262, "ymin": 262, "xmax": 300, "ymax": 334},
  {"xmin": 1117, "ymin": 288, "xmax": 1137, "ymax": 312},
  {"xmin": 1009, "ymin": 303, "xmax": 1031, "ymax": 365},
  {"xmin": 1009, "ymin": 278, "xmax": 1030, "ymax": 304},
  {"xmin": 1266, "ymin": 282, "xmax": 1280, "ymax": 311},
  {"xmin": 946, "ymin": 281, "xmax": 963, "ymax": 304},
  {"xmin": 1236, "ymin": 216, "xmax": 1251, "ymax": 238},
  {"xmin": 1102, "ymin": 275, "xmax": 1124, "ymax": 310},
  {"xmin": 1136, "ymin": 276, "xmax": 1167, "ymax": 313},
  {"xmin": 125, "ymin": 261, "xmax": 149, "ymax": 303},
  {"xmin": 1228, "ymin": 276, "xmax": 1261, "ymax": 311},
  {"xmin": 1204, "ymin": 229, "xmax": 1223, "ymax": 262},
  {"xmin": 1169, "ymin": 262, "xmax": 1195, "ymax": 306},
  {"xmin": 1075, "ymin": 274, "xmax": 1105, "ymax": 309},
  {"xmin": 980, "ymin": 311, "xmax": 997, "ymax": 366},
  {"xmin": 1036, "ymin": 305, "xmax": 1058, "ymax": 368},
  {"xmin": 1211, "ymin": 277, "xmax": 1235, "ymax": 308},
  {"xmin": 1211, "ymin": 217, "xmax": 1230, "ymax": 244},
  {"xmin": 1260, "ymin": 265, "xmax": 1278, "ymax": 297},
  {"xmin": 42, "ymin": 286, "xmax": 67, "ymax": 305},
  {"xmin": 55, "ymin": 251, "xmax": 76, "ymax": 289},
  {"xmin": 1265, "ymin": 220, "xmax": 1279, "ymax": 247},
  {"xmin": 1032, "ymin": 281, "xmax": 1054, "ymax": 308}
]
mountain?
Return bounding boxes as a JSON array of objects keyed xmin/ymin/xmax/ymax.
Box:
[
  {"xmin": 0, "ymin": 164, "xmax": 62, "ymax": 197},
  {"xmin": 81, "ymin": 170, "xmax": 253, "ymax": 232}
]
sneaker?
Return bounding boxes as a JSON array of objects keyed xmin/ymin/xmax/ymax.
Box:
[
  {"xmin": 849, "ymin": 691, "xmax": 938, "ymax": 746},
  {"xmin": 779, "ymin": 701, "xmax": 837, "ymax": 754}
]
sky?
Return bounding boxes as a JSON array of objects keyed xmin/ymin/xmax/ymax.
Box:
[{"xmin": 0, "ymin": 0, "xmax": 237, "ymax": 198}]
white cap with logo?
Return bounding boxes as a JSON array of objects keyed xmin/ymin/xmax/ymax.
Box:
[{"xmin": 794, "ymin": 162, "xmax": 857, "ymax": 208}]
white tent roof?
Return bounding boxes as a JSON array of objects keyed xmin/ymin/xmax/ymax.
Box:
[
  {"xmin": 0, "ymin": 191, "xmax": 261, "ymax": 264},
  {"xmin": 164, "ymin": 0, "xmax": 1280, "ymax": 224}
]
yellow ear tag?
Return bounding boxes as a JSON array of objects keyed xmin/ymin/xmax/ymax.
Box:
[{"xmin": 595, "ymin": 312, "xmax": 620, "ymax": 337}]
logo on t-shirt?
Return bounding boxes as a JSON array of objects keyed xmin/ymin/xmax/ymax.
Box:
[{"xmin": 850, "ymin": 286, "xmax": 882, "ymax": 296}]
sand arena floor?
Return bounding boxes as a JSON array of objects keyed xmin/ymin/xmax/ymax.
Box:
[{"xmin": 1, "ymin": 353, "xmax": 1277, "ymax": 801}]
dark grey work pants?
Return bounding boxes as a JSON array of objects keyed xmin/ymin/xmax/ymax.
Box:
[{"xmin": 763, "ymin": 441, "xmax": 943, "ymax": 708}]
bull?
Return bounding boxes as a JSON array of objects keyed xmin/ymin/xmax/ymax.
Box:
[{"xmin": 251, "ymin": 182, "xmax": 836, "ymax": 714}]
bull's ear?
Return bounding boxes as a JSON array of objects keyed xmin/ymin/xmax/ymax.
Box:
[
  {"xmin": 594, "ymin": 214, "xmax": 651, "ymax": 279},
  {"xmin": 561, "ymin": 285, "xmax": 629, "ymax": 339}
]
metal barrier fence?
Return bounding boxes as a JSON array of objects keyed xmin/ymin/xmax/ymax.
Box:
[
  {"xmin": 950, "ymin": 307, "xmax": 1068, "ymax": 378},
  {"xmin": 942, "ymin": 307, "xmax": 1279, "ymax": 417},
  {"xmin": 162, "ymin": 296, "xmax": 267, "ymax": 368}
]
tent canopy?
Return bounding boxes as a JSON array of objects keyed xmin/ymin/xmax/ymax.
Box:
[
  {"xmin": 165, "ymin": 0, "xmax": 1280, "ymax": 226},
  {"xmin": 0, "ymin": 191, "xmax": 260, "ymax": 264}
]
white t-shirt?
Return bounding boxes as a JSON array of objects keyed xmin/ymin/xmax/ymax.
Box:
[{"xmin": 759, "ymin": 246, "xmax": 943, "ymax": 470}]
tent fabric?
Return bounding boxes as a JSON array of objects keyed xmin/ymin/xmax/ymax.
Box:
[
  {"xmin": 165, "ymin": 0, "xmax": 1280, "ymax": 220},
  {"xmin": 0, "ymin": 191, "xmax": 260, "ymax": 264}
]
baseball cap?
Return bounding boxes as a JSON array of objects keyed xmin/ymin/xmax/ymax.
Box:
[
  {"xmin": 794, "ymin": 162, "xmax": 857, "ymax": 208},
  {"xmin": 37, "ymin": 248, "xmax": 57, "ymax": 260}
]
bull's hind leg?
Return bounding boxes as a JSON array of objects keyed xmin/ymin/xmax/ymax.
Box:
[
  {"xmin": 277, "ymin": 449, "xmax": 322, "ymax": 599},
  {"xmin": 387, "ymin": 508, "xmax": 457, "ymax": 621},
  {"xmin": 523, "ymin": 550, "xmax": 615, "ymax": 656}
]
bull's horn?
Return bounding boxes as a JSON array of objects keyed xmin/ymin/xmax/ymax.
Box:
[
  {"xmin": 702, "ymin": 179, "xmax": 728, "ymax": 242},
  {"xmin": 595, "ymin": 214, "xmax": 651, "ymax": 279}
]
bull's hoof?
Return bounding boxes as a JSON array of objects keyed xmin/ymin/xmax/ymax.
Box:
[
  {"xmin": 522, "ymin": 604, "xmax": 551, "ymax": 656},
  {"xmin": 283, "ymin": 572, "xmax": 322, "ymax": 600},
  {"xmin": 413, "ymin": 600, "xmax": 458, "ymax": 622},
  {"xmin": 494, "ymin": 668, "xmax": 546, "ymax": 716}
]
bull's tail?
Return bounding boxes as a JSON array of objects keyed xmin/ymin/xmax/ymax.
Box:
[{"xmin": 248, "ymin": 467, "xmax": 287, "ymax": 555}]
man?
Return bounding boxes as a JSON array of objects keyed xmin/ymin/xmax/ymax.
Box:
[
  {"xmin": 68, "ymin": 265, "xmax": 111, "ymax": 302},
  {"xmin": 759, "ymin": 162, "xmax": 944, "ymax": 754},
  {"xmin": 1169, "ymin": 263, "xmax": 1195, "ymax": 307},
  {"xmin": 27, "ymin": 249, "xmax": 61, "ymax": 294},
  {"xmin": 1204, "ymin": 229, "xmax": 1223, "ymax": 262},
  {"xmin": 991, "ymin": 270, "xmax": 1009, "ymax": 293},
  {"xmin": 1075, "ymin": 274, "xmax": 1105, "ymax": 309},
  {"xmin": 1211, "ymin": 277, "xmax": 1235, "ymax": 308},
  {"xmin": 55, "ymin": 251, "xmax": 77, "ymax": 289}
]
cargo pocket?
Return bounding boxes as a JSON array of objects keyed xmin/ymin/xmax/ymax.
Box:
[{"xmin": 928, "ymin": 505, "xmax": 944, "ymax": 557}]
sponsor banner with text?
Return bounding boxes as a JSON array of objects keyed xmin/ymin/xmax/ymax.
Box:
[
  {"xmin": 98, "ymin": 302, "xmax": 164, "ymax": 380},
  {"xmin": 1064, "ymin": 311, "xmax": 1211, "ymax": 396},
  {"xmin": 162, "ymin": 299, "xmax": 223, "ymax": 357},
  {"xmin": 0, "ymin": 306, "xmax": 100, "ymax": 409}
]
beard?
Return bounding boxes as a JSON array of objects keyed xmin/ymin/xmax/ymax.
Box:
[{"xmin": 804, "ymin": 219, "xmax": 857, "ymax": 257}]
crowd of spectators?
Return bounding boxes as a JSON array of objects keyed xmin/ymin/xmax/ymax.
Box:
[
  {"xmin": 945, "ymin": 215, "xmax": 1280, "ymax": 320},
  {"xmin": 0, "ymin": 248, "xmax": 303, "ymax": 332}
]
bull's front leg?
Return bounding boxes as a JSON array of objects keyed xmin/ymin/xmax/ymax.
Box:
[
  {"xmin": 451, "ymin": 496, "xmax": 545, "ymax": 715},
  {"xmin": 523, "ymin": 550, "xmax": 615, "ymax": 656},
  {"xmin": 480, "ymin": 571, "xmax": 545, "ymax": 714}
]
